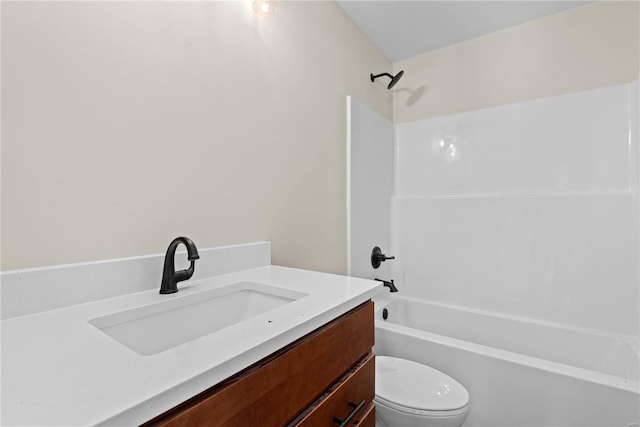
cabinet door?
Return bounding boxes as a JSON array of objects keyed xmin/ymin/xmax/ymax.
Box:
[{"xmin": 292, "ymin": 354, "xmax": 374, "ymax": 427}]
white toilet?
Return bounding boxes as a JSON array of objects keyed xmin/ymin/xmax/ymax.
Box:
[{"xmin": 375, "ymin": 356, "xmax": 470, "ymax": 427}]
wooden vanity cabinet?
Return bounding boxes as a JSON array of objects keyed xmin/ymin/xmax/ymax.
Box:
[{"xmin": 143, "ymin": 301, "xmax": 375, "ymax": 427}]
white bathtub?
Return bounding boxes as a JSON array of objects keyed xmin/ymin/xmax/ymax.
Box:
[{"xmin": 373, "ymin": 296, "xmax": 640, "ymax": 426}]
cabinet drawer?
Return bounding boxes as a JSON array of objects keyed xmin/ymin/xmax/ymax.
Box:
[
  {"xmin": 144, "ymin": 301, "xmax": 374, "ymax": 427},
  {"xmin": 291, "ymin": 353, "xmax": 375, "ymax": 427},
  {"xmin": 353, "ymin": 402, "xmax": 375, "ymax": 427}
]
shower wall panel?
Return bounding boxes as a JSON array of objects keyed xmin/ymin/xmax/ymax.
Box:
[
  {"xmin": 348, "ymin": 96, "xmax": 395, "ymax": 279},
  {"xmin": 392, "ymin": 82, "xmax": 639, "ymax": 337}
]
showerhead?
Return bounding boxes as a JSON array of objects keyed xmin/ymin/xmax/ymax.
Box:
[
  {"xmin": 388, "ymin": 70, "xmax": 404, "ymax": 89},
  {"xmin": 370, "ymin": 70, "xmax": 404, "ymax": 89}
]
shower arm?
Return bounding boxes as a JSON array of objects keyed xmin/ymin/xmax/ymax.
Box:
[{"xmin": 370, "ymin": 72, "xmax": 394, "ymax": 81}]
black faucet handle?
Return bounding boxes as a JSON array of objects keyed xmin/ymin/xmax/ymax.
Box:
[
  {"xmin": 173, "ymin": 260, "xmax": 196, "ymax": 283},
  {"xmin": 371, "ymin": 246, "xmax": 395, "ymax": 269}
]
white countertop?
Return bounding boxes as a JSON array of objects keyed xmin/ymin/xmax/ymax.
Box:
[{"xmin": 2, "ymin": 265, "xmax": 381, "ymax": 426}]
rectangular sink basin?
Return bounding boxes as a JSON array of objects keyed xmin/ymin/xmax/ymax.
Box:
[{"xmin": 89, "ymin": 282, "xmax": 307, "ymax": 355}]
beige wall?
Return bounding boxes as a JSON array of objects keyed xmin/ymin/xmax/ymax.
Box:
[
  {"xmin": 393, "ymin": 1, "xmax": 640, "ymax": 123},
  {"xmin": 1, "ymin": 1, "xmax": 392, "ymax": 272}
]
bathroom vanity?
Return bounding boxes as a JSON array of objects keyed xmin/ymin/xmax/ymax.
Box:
[
  {"xmin": 144, "ymin": 301, "xmax": 375, "ymax": 426},
  {"xmin": 1, "ymin": 242, "xmax": 381, "ymax": 426}
]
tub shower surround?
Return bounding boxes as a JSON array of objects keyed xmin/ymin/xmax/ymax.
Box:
[
  {"xmin": 347, "ymin": 96, "xmax": 394, "ymax": 280},
  {"xmin": 392, "ymin": 81, "xmax": 639, "ymax": 337},
  {"xmin": 359, "ymin": 81, "xmax": 639, "ymax": 425}
]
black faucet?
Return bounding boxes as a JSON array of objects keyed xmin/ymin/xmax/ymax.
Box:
[
  {"xmin": 160, "ymin": 237, "xmax": 200, "ymax": 294},
  {"xmin": 374, "ymin": 278, "xmax": 398, "ymax": 293}
]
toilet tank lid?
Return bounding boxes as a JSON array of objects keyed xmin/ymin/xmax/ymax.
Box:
[{"xmin": 376, "ymin": 356, "xmax": 470, "ymax": 411}]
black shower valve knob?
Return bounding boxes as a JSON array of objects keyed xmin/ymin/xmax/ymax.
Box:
[{"xmin": 371, "ymin": 246, "xmax": 395, "ymax": 269}]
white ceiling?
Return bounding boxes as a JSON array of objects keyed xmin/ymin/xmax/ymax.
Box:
[{"xmin": 337, "ymin": 1, "xmax": 591, "ymax": 62}]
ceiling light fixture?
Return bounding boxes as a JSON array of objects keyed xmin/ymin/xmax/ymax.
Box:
[{"xmin": 252, "ymin": 0, "xmax": 277, "ymax": 16}]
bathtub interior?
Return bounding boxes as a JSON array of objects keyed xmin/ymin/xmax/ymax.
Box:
[
  {"xmin": 373, "ymin": 323, "xmax": 640, "ymax": 427},
  {"xmin": 376, "ymin": 297, "xmax": 639, "ymax": 382}
]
